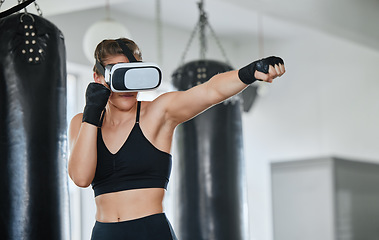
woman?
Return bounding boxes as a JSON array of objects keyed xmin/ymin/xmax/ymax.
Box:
[{"xmin": 68, "ymin": 38, "xmax": 285, "ymax": 240}]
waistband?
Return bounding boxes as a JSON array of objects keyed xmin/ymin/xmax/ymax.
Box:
[{"xmin": 95, "ymin": 212, "xmax": 166, "ymax": 225}]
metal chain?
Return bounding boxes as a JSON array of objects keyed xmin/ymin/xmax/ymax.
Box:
[
  {"xmin": 34, "ymin": 1, "xmax": 42, "ymax": 16},
  {"xmin": 179, "ymin": 0, "xmax": 231, "ymax": 66},
  {"xmin": 208, "ymin": 23, "xmax": 231, "ymax": 66},
  {"xmin": 0, "ymin": 0, "xmax": 5, "ymax": 9},
  {"xmin": 5, "ymin": 0, "xmax": 42, "ymax": 16},
  {"xmin": 156, "ymin": 0, "xmax": 163, "ymax": 65},
  {"xmin": 179, "ymin": 20, "xmax": 200, "ymax": 66},
  {"xmin": 17, "ymin": 0, "xmax": 27, "ymax": 13},
  {"xmin": 198, "ymin": 0, "xmax": 207, "ymax": 60},
  {"xmin": 105, "ymin": 0, "xmax": 110, "ymax": 19}
]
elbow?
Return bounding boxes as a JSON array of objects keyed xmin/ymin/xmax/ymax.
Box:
[
  {"xmin": 74, "ymin": 180, "xmax": 91, "ymax": 188},
  {"xmin": 68, "ymin": 157, "xmax": 95, "ymax": 188},
  {"xmin": 73, "ymin": 178, "xmax": 92, "ymax": 188},
  {"xmin": 69, "ymin": 172, "xmax": 92, "ymax": 188}
]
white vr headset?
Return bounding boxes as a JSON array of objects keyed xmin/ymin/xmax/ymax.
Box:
[
  {"xmin": 104, "ymin": 62, "xmax": 162, "ymax": 92},
  {"xmin": 95, "ymin": 39, "xmax": 162, "ymax": 92}
]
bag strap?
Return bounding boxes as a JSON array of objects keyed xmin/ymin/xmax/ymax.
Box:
[
  {"xmin": 0, "ymin": 0, "xmax": 36, "ymax": 19},
  {"xmin": 136, "ymin": 101, "xmax": 141, "ymax": 123}
]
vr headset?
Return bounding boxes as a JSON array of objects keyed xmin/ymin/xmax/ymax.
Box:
[{"xmin": 95, "ymin": 39, "xmax": 162, "ymax": 92}]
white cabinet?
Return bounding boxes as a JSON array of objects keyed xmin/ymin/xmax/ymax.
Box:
[{"xmin": 271, "ymin": 157, "xmax": 379, "ymax": 240}]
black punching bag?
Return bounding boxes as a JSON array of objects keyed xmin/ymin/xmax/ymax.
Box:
[
  {"xmin": 0, "ymin": 13, "xmax": 69, "ymax": 240},
  {"xmin": 172, "ymin": 60, "xmax": 249, "ymax": 240}
]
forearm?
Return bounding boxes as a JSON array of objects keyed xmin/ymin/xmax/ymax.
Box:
[
  {"xmin": 205, "ymin": 70, "xmax": 248, "ymax": 105},
  {"xmin": 68, "ymin": 123, "xmax": 98, "ymax": 187},
  {"xmin": 206, "ymin": 56, "xmax": 286, "ymax": 103}
]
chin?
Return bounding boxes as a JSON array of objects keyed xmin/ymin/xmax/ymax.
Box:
[{"xmin": 109, "ymin": 96, "xmax": 137, "ymax": 110}]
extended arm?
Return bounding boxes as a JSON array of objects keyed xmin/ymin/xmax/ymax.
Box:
[{"xmin": 157, "ymin": 56, "xmax": 285, "ymax": 125}]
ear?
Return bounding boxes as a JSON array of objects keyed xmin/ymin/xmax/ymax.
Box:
[{"xmin": 93, "ymin": 72, "xmax": 102, "ymax": 84}]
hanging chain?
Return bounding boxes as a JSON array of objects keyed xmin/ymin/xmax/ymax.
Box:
[
  {"xmin": 0, "ymin": 0, "xmax": 5, "ymax": 9},
  {"xmin": 208, "ymin": 24, "xmax": 231, "ymax": 66},
  {"xmin": 34, "ymin": 1, "xmax": 42, "ymax": 16},
  {"xmin": 18, "ymin": 0, "xmax": 27, "ymax": 13},
  {"xmin": 105, "ymin": 0, "xmax": 110, "ymax": 19},
  {"xmin": 179, "ymin": 20, "xmax": 200, "ymax": 66},
  {"xmin": 0, "ymin": 0, "xmax": 43, "ymax": 16},
  {"xmin": 156, "ymin": 0, "xmax": 163, "ymax": 66},
  {"xmin": 198, "ymin": 0, "xmax": 207, "ymax": 60},
  {"xmin": 179, "ymin": 0, "xmax": 231, "ymax": 66},
  {"xmin": 257, "ymin": 13, "xmax": 264, "ymax": 58}
]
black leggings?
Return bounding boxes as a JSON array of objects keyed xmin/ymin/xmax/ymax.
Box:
[{"xmin": 91, "ymin": 213, "xmax": 178, "ymax": 240}]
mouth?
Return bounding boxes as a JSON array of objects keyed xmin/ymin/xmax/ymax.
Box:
[{"xmin": 118, "ymin": 93, "xmax": 135, "ymax": 98}]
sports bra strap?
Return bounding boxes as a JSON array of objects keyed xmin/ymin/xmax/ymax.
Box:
[
  {"xmin": 136, "ymin": 101, "xmax": 141, "ymax": 123},
  {"xmin": 99, "ymin": 110, "xmax": 106, "ymax": 127}
]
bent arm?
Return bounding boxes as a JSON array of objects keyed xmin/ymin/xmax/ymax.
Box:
[{"xmin": 68, "ymin": 113, "xmax": 98, "ymax": 187}]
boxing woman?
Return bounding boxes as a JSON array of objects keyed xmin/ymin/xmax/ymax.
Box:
[{"xmin": 68, "ymin": 38, "xmax": 285, "ymax": 240}]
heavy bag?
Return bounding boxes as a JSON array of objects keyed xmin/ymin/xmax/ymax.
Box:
[
  {"xmin": 172, "ymin": 60, "xmax": 249, "ymax": 240},
  {"xmin": 0, "ymin": 13, "xmax": 69, "ymax": 240}
]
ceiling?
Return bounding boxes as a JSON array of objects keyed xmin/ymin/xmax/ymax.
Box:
[{"xmin": 1, "ymin": 0, "xmax": 379, "ymax": 50}]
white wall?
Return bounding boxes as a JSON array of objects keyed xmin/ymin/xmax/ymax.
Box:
[
  {"xmin": 48, "ymin": 7, "xmax": 379, "ymax": 240},
  {"xmin": 238, "ymin": 16, "xmax": 379, "ymax": 240}
]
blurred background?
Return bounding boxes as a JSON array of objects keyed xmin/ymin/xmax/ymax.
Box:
[{"xmin": 2, "ymin": 0, "xmax": 378, "ymax": 239}]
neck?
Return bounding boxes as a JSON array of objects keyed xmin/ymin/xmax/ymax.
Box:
[{"xmin": 104, "ymin": 100, "xmax": 138, "ymax": 126}]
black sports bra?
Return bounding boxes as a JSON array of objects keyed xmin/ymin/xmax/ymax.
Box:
[{"xmin": 91, "ymin": 101, "xmax": 172, "ymax": 197}]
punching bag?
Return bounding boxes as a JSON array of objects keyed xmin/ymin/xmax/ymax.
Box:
[
  {"xmin": 172, "ymin": 60, "xmax": 249, "ymax": 240},
  {"xmin": 0, "ymin": 13, "xmax": 69, "ymax": 240}
]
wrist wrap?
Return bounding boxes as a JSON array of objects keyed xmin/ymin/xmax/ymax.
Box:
[
  {"xmin": 238, "ymin": 56, "xmax": 284, "ymax": 84},
  {"xmin": 82, "ymin": 83, "xmax": 111, "ymax": 127}
]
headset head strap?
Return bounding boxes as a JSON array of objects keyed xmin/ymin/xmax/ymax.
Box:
[{"xmin": 95, "ymin": 38, "xmax": 139, "ymax": 77}]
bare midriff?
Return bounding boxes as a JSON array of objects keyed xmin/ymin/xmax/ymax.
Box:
[{"xmin": 94, "ymin": 188, "xmax": 165, "ymax": 222}]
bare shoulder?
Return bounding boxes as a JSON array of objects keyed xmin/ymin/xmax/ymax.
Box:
[
  {"xmin": 141, "ymin": 92, "xmax": 180, "ymax": 125},
  {"xmin": 143, "ymin": 92, "xmax": 177, "ymax": 113},
  {"xmin": 147, "ymin": 88, "xmax": 210, "ymax": 125},
  {"xmin": 150, "ymin": 91, "xmax": 179, "ymax": 106}
]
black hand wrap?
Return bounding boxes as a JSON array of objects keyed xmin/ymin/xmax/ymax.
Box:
[
  {"xmin": 82, "ymin": 83, "xmax": 111, "ymax": 127},
  {"xmin": 238, "ymin": 56, "xmax": 284, "ymax": 84}
]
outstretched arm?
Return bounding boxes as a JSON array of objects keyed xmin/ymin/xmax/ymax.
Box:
[{"xmin": 155, "ymin": 56, "xmax": 285, "ymax": 125}]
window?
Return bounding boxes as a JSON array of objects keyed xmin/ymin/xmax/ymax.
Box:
[{"xmin": 66, "ymin": 73, "xmax": 81, "ymax": 240}]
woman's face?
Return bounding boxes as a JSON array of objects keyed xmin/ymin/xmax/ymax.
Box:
[{"xmin": 95, "ymin": 54, "xmax": 138, "ymax": 110}]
